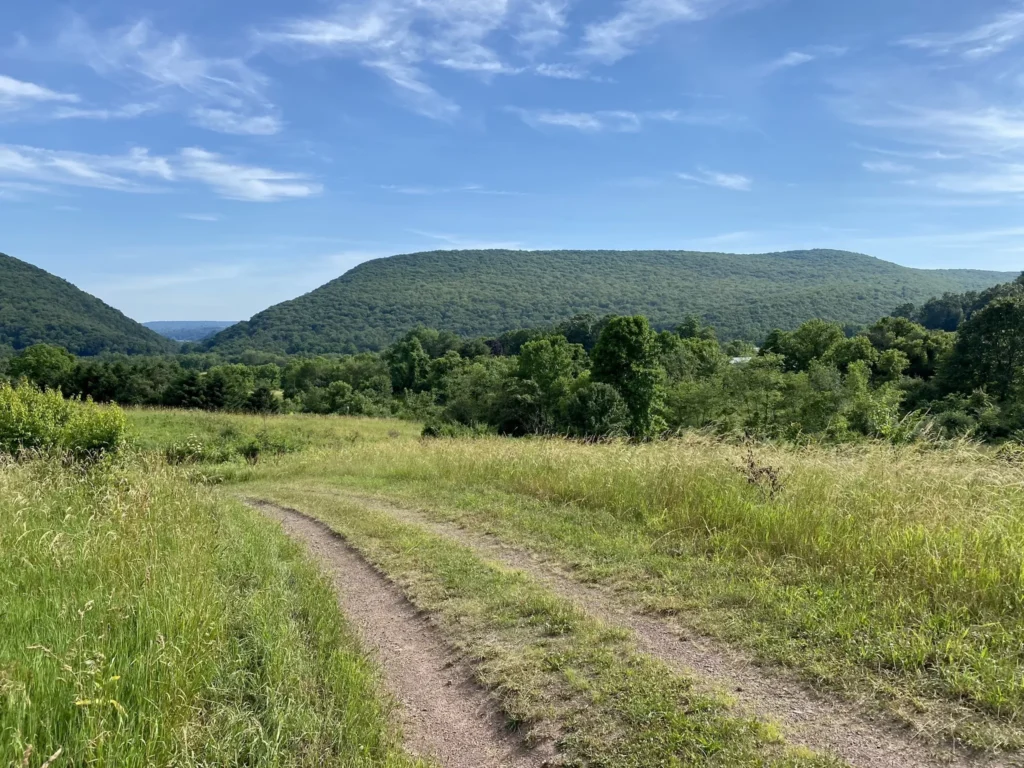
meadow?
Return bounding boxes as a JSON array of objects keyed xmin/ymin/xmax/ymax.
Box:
[
  {"xmin": 10, "ymin": 403, "xmax": 1024, "ymax": 765},
  {"xmin": 125, "ymin": 408, "xmax": 1024, "ymax": 751},
  {"xmin": 0, "ymin": 437, "xmax": 426, "ymax": 766}
]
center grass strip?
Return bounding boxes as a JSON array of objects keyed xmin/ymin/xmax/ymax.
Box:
[{"xmin": 258, "ymin": 491, "xmax": 842, "ymax": 768}]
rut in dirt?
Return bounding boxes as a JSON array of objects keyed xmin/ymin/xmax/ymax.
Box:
[
  {"xmin": 320, "ymin": 490, "xmax": 1021, "ymax": 768},
  {"xmin": 248, "ymin": 500, "xmax": 553, "ymax": 768}
]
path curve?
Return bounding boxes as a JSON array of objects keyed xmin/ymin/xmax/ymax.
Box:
[
  {"xmin": 250, "ymin": 500, "xmax": 554, "ymax": 768},
  {"xmin": 321, "ymin": 490, "xmax": 1019, "ymax": 768}
]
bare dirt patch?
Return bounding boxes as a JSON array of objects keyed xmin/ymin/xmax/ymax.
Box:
[
  {"xmin": 248, "ymin": 500, "xmax": 553, "ymax": 768},
  {"xmin": 326, "ymin": 491, "xmax": 1019, "ymax": 768}
]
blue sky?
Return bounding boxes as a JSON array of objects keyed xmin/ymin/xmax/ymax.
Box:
[{"xmin": 1, "ymin": 0, "xmax": 1022, "ymax": 321}]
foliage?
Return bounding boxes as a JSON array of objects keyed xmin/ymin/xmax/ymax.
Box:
[
  {"xmin": 0, "ymin": 381, "xmax": 127, "ymax": 459},
  {"xmin": 203, "ymin": 248, "xmax": 1014, "ymax": 354},
  {"xmin": 0, "ymin": 252, "xmax": 176, "ymax": 355},
  {"xmin": 943, "ymin": 295, "xmax": 1024, "ymax": 400},
  {"xmin": 11, "ymin": 271, "xmax": 1024, "ymax": 444},
  {"xmin": 591, "ymin": 316, "xmax": 664, "ymax": 437}
]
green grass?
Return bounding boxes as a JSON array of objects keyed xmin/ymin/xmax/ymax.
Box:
[
  {"xmin": 0, "ymin": 454, "xmax": 427, "ymax": 768},
  {"xmin": 125, "ymin": 408, "xmax": 420, "ymax": 453},
  {"xmin": 252, "ymin": 490, "xmax": 838, "ymax": 767},
  {"xmin": 140, "ymin": 408, "xmax": 1024, "ymax": 750}
]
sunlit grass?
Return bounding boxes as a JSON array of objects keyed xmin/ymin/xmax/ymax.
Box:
[
  {"xmin": 127, "ymin": 408, "xmax": 1024, "ymax": 747},
  {"xmin": 0, "ymin": 454, "xmax": 426, "ymax": 767},
  {"xmin": 125, "ymin": 407, "xmax": 420, "ymax": 453}
]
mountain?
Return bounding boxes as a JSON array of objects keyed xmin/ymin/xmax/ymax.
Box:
[
  {"xmin": 203, "ymin": 249, "xmax": 1017, "ymax": 355},
  {"xmin": 0, "ymin": 252, "xmax": 176, "ymax": 356},
  {"xmin": 145, "ymin": 321, "xmax": 237, "ymax": 342}
]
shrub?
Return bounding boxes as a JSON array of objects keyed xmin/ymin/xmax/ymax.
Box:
[
  {"xmin": 165, "ymin": 430, "xmax": 299, "ymax": 465},
  {"xmin": 0, "ymin": 381, "xmax": 127, "ymax": 459},
  {"xmin": 421, "ymin": 416, "xmax": 491, "ymax": 438}
]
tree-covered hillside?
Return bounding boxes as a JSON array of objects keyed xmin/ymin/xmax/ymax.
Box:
[
  {"xmin": 205, "ymin": 249, "xmax": 1016, "ymax": 354},
  {"xmin": 0, "ymin": 253, "xmax": 176, "ymax": 356}
]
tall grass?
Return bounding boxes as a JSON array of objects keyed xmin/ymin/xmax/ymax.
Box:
[
  {"xmin": 211, "ymin": 429, "xmax": 1024, "ymax": 744},
  {"xmin": 0, "ymin": 455, "xmax": 425, "ymax": 767}
]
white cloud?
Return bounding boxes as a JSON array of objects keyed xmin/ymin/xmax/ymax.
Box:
[
  {"xmin": 508, "ymin": 107, "xmax": 730, "ymax": 132},
  {"xmin": 39, "ymin": 17, "xmax": 274, "ymax": 132},
  {"xmin": 533, "ymin": 62, "xmax": 589, "ymax": 79},
  {"xmin": 763, "ymin": 51, "xmax": 815, "ymax": 73},
  {"xmin": 0, "ymin": 144, "xmax": 320, "ymax": 202},
  {"xmin": 862, "ymin": 160, "xmax": 915, "ymax": 174},
  {"xmin": 0, "ymin": 145, "xmax": 171, "ymax": 191},
  {"xmin": 190, "ymin": 108, "xmax": 283, "ymax": 135},
  {"xmin": 258, "ymin": 0, "xmax": 522, "ymax": 119},
  {"xmin": 0, "ymin": 74, "xmax": 79, "ymax": 109},
  {"xmin": 760, "ymin": 45, "xmax": 847, "ymax": 75},
  {"xmin": 59, "ymin": 18, "xmax": 266, "ymax": 103},
  {"xmin": 52, "ymin": 102, "xmax": 160, "ymax": 120},
  {"xmin": 365, "ymin": 59, "xmax": 460, "ymax": 120},
  {"xmin": 677, "ymin": 167, "xmax": 752, "ymax": 191},
  {"xmin": 851, "ymin": 104, "xmax": 1024, "ymax": 155},
  {"xmin": 900, "ymin": 7, "xmax": 1024, "ymax": 59},
  {"xmin": 177, "ymin": 148, "xmax": 322, "ymax": 202},
  {"xmin": 516, "ymin": 0, "xmax": 571, "ymax": 55},
  {"xmin": 580, "ymin": 0, "xmax": 752, "ymax": 64},
  {"xmin": 381, "ymin": 182, "xmax": 521, "ymax": 195}
]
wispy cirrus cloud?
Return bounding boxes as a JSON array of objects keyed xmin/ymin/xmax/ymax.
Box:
[
  {"xmin": 381, "ymin": 182, "xmax": 521, "ymax": 196},
  {"xmin": 899, "ymin": 5, "xmax": 1024, "ymax": 59},
  {"xmin": 677, "ymin": 167, "xmax": 752, "ymax": 191},
  {"xmin": 0, "ymin": 74, "xmax": 79, "ymax": 109},
  {"xmin": 0, "ymin": 144, "xmax": 321, "ymax": 201},
  {"xmin": 508, "ymin": 106, "xmax": 736, "ymax": 132},
  {"xmin": 760, "ymin": 45, "xmax": 846, "ymax": 75},
  {"xmin": 52, "ymin": 102, "xmax": 160, "ymax": 120},
  {"xmin": 862, "ymin": 160, "xmax": 915, "ymax": 174},
  {"xmin": 579, "ymin": 0, "xmax": 758, "ymax": 64},
  {"xmin": 24, "ymin": 17, "xmax": 280, "ymax": 134},
  {"xmin": 190, "ymin": 108, "xmax": 283, "ymax": 136},
  {"xmin": 258, "ymin": 0, "xmax": 567, "ymax": 120}
]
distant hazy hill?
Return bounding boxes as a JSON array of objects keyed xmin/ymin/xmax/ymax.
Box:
[
  {"xmin": 145, "ymin": 321, "xmax": 237, "ymax": 342},
  {"xmin": 0, "ymin": 252, "xmax": 176, "ymax": 356},
  {"xmin": 204, "ymin": 249, "xmax": 1016, "ymax": 354}
]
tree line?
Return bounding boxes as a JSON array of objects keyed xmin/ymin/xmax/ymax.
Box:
[{"xmin": 4, "ymin": 273, "xmax": 1024, "ymax": 443}]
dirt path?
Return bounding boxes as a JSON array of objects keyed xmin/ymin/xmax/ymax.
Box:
[
  {"xmin": 321, "ymin": 490, "xmax": 1019, "ymax": 768},
  {"xmin": 249, "ymin": 500, "xmax": 553, "ymax": 768}
]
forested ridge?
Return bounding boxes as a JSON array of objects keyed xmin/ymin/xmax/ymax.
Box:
[
  {"xmin": 9, "ymin": 271, "xmax": 1024, "ymax": 445},
  {"xmin": 204, "ymin": 248, "xmax": 1014, "ymax": 354},
  {"xmin": 0, "ymin": 252, "xmax": 176, "ymax": 356}
]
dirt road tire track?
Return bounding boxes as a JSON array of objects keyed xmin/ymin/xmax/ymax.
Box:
[
  {"xmin": 248, "ymin": 499, "xmax": 554, "ymax": 768},
  {"xmin": 318, "ymin": 490, "xmax": 1019, "ymax": 768}
]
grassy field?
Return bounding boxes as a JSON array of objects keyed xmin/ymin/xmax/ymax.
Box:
[
  {"xmin": 261, "ymin": 493, "xmax": 837, "ymax": 767},
  {"xmin": 124, "ymin": 407, "xmax": 1024, "ymax": 751},
  {"xmin": 126, "ymin": 407, "xmax": 420, "ymax": 452},
  {"xmin": 0, "ymin": 453, "xmax": 426, "ymax": 768}
]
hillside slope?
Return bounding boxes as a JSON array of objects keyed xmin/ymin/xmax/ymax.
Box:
[
  {"xmin": 0, "ymin": 253, "xmax": 176, "ymax": 355},
  {"xmin": 206, "ymin": 249, "xmax": 1017, "ymax": 354}
]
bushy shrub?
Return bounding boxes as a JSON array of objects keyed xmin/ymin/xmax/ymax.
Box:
[
  {"xmin": 166, "ymin": 430, "xmax": 299, "ymax": 465},
  {"xmin": 0, "ymin": 381, "xmax": 127, "ymax": 459},
  {"xmin": 421, "ymin": 416, "xmax": 491, "ymax": 438}
]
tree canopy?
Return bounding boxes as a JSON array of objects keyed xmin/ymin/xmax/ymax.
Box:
[
  {"xmin": 203, "ymin": 249, "xmax": 1014, "ymax": 355},
  {"xmin": 0, "ymin": 252, "xmax": 176, "ymax": 356}
]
